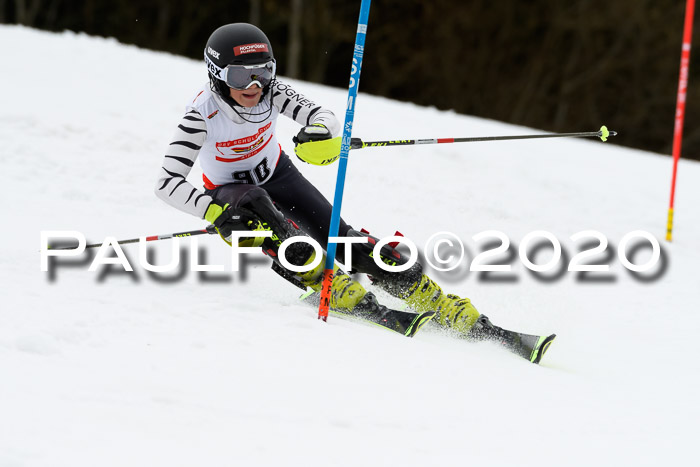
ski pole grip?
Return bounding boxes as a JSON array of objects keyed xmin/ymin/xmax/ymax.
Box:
[{"xmin": 350, "ymin": 137, "xmax": 364, "ymax": 150}]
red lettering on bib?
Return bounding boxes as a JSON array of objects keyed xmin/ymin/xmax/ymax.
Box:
[{"xmin": 215, "ymin": 122, "xmax": 272, "ymax": 153}]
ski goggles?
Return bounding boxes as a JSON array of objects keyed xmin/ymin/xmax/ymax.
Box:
[{"xmin": 206, "ymin": 55, "xmax": 276, "ymax": 90}]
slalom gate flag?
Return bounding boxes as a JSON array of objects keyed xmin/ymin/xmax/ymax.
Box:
[
  {"xmin": 317, "ymin": 0, "xmax": 372, "ymax": 321},
  {"xmin": 666, "ymin": 0, "xmax": 695, "ymax": 242}
]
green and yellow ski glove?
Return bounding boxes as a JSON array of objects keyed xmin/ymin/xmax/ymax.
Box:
[
  {"xmin": 293, "ymin": 124, "xmax": 341, "ymax": 166},
  {"xmin": 205, "ymin": 202, "xmax": 238, "ymax": 244},
  {"xmin": 205, "ymin": 202, "xmax": 263, "ymax": 247}
]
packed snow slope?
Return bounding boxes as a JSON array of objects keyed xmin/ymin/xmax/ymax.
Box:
[{"xmin": 2, "ymin": 26, "xmax": 699, "ymax": 467}]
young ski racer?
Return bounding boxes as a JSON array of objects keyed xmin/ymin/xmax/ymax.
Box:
[{"xmin": 154, "ymin": 23, "xmax": 554, "ymax": 362}]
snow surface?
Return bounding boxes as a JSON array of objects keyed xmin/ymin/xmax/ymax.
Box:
[{"xmin": 2, "ymin": 26, "xmax": 699, "ymax": 466}]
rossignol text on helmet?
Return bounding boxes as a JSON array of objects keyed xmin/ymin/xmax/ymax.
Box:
[{"xmin": 205, "ymin": 23, "xmax": 276, "ymax": 98}]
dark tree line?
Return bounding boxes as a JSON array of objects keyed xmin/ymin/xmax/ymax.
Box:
[{"xmin": 4, "ymin": 0, "xmax": 699, "ymax": 160}]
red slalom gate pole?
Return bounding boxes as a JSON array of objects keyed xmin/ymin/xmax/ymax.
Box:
[{"xmin": 667, "ymin": 0, "xmax": 695, "ymax": 242}]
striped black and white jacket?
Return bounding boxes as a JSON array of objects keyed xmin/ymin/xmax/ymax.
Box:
[{"xmin": 154, "ymin": 80, "xmax": 340, "ymax": 219}]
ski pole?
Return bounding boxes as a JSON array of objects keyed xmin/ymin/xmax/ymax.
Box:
[
  {"xmin": 349, "ymin": 125, "xmax": 616, "ymax": 149},
  {"xmin": 48, "ymin": 225, "xmax": 217, "ymax": 250}
]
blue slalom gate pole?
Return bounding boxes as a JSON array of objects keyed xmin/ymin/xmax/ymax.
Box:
[{"xmin": 318, "ymin": 0, "xmax": 372, "ymax": 321}]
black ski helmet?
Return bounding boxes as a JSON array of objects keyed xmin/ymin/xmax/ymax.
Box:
[{"xmin": 205, "ymin": 23, "xmax": 276, "ymax": 102}]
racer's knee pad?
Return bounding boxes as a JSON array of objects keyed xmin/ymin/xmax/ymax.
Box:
[{"xmin": 238, "ymin": 191, "xmax": 313, "ymax": 268}]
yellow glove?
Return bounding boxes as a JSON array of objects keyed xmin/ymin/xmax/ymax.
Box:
[
  {"xmin": 204, "ymin": 202, "xmax": 238, "ymax": 244},
  {"xmin": 293, "ymin": 124, "xmax": 341, "ymax": 166},
  {"xmin": 205, "ymin": 202, "xmax": 263, "ymax": 247}
]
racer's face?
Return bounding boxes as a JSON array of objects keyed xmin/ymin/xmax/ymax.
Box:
[{"xmin": 229, "ymin": 84, "xmax": 262, "ymax": 108}]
